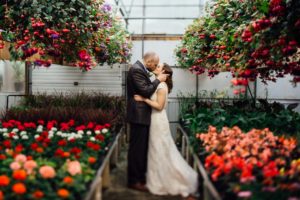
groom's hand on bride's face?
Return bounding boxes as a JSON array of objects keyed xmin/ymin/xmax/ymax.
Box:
[{"xmin": 157, "ymin": 73, "xmax": 168, "ymax": 82}]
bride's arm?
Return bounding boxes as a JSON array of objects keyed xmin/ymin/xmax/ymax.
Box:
[{"xmin": 134, "ymin": 89, "xmax": 166, "ymax": 111}]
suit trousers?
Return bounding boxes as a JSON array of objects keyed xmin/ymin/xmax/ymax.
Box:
[{"xmin": 127, "ymin": 123, "xmax": 149, "ymax": 185}]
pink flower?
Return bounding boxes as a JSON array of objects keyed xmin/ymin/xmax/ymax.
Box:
[
  {"xmin": 24, "ymin": 160, "xmax": 37, "ymax": 174},
  {"xmin": 10, "ymin": 161, "xmax": 21, "ymax": 170},
  {"xmin": 39, "ymin": 166, "xmax": 56, "ymax": 179},
  {"xmin": 237, "ymin": 191, "xmax": 252, "ymax": 198},
  {"xmin": 15, "ymin": 154, "xmax": 27, "ymax": 163},
  {"xmin": 67, "ymin": 160, "xmax": 82, "ymax": 176}
]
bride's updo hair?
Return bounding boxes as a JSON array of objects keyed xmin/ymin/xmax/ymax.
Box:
[{"xmin": 162, "ymin": 63, "xmax": 173, "ymax": 94}]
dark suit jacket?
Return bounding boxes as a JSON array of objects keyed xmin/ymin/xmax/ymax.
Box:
[{"xmin": 126, "ymin": 61, "xmax": 160, "ymax": 125}]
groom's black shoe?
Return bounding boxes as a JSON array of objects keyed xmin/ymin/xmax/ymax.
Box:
[{"xmin": 128, "ymin": 183, "xmax": 149, "ymax": 192}]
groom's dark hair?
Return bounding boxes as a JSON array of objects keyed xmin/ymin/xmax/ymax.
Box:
[{"xmin": 163, "ymin": 63, "xmax": 173, "ymax": 94}]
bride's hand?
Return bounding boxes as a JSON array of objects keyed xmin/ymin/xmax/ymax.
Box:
[{"xmin": 134, "ymin": 95, "xmax": 145, "ymax": 101}]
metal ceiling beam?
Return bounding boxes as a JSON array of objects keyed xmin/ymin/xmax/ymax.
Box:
[
  {"xmin": 120, "ymin": 4, "xmax": 205, "ymax": 7},
  {"xmin": 124, "ymin": 17, "xmax": 198, "ymax": 20}
]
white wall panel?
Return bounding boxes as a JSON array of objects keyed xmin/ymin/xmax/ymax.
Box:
[{"xmin": 32, "ymin": 64, "xmax": 124, "ymax": 95}]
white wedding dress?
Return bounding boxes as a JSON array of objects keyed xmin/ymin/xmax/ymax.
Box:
[{"xmin": 146, "ymin": 82, "xmax": 198, "ymax": 197}]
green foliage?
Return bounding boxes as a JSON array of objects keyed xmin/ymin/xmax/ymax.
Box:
[{"xmin": 181, "ymin": 99, "xmax": 300, "ymax": 139}]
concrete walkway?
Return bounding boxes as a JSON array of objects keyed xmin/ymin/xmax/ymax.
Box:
[{"xmin": 103, "ymin": 146, "xmax": 182, "ymax": 200}]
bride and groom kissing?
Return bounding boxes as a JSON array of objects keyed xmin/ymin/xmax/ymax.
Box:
[{"xmin": 126, "ymin": 52, "xmax": 199, "ymax": 200}]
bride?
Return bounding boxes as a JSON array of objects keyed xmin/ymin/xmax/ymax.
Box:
[{"xmin": 134, "ymin": 63, "xmax": 198, "ymax": 199}]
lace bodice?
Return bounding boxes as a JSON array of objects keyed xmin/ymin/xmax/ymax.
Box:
[{"xmin": 150, "ymin": 82, "xmax": 168, "ymax": 110}]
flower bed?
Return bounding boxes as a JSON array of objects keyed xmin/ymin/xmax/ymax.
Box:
[
  {"xmin": 0, "ymin": 119, "xmax": 114, "ymax": 199},
  {"xmin": 197, "ymin": 126, "xmax": 300, "ymax": 199}
]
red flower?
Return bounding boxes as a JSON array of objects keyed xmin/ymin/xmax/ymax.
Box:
[
  {"xmin": 75, "ymin": 125, "xmax": 86, "ymax": 131},
  {"xmin": 15, "ymin": 144, "xmax": 23, "ymax": 153},
  {"xmin": 0, "ymin": 154, "xmax": 6, "ymax": 160},
  {"xmin": 36, "ymin": 136, "xmax": 44, "ymax": 142},
  {"xmin": 94, "ymin": 125, "xmax": 104, "ymax": 130},
  {"xmin": 3, "ymin": 140, "xmax": 11, "ymax": 148},
  {"xmin": 87, "ymin": 122, "xmax": 94, "ymax": 129},
  {"xmin": 30, "ymin": 143, "xmax": 39, "ymax": 150},
  {"xmin": 96, "ymin": 134, "xmax": 105, "ymax": 141},
  {"xmin": 55, "ymin": 149, "xmax": 64, "ymax": 157},
  {"xmin": 17, "ymin": 125, "xmax": 25, "ymax": 131},
  {"xmin": 33, "ymin": 190, "xmax": 44, "ymax": 199},
  {"xmin": 9, "ymin": 132, "xmax": 16, "ymax": 138},
  {"xmin": 41, "ymin": 131, "xmax": 49, "ymax": 138},
  {"xmin": 263, "ymin": 161, "xmax": 279, "ymax": 178},
  {"xmin": 70, "ymin": 147, "xmax": 81, "ymax": 155},
  {"xmin": 92, "ymin": 144, "xmax": 101, "ymax": 151},
  {"xmin": 69, "ymin": 138, "xmax": 76, "ymax": 143},
  {"xmin": 104, "ymin": 123, "xmax": 111, "ymax": 128},
  {"xmin": 58, "ymin": 140, "xmax": 67, "ymax": 146},
  {"xmin": 86, "ymin": 141, "xmax": 94, "ymax": 148},
  {"xmin": 68, "ymin": 120, "xmax": 75, "ymax": 127},
  {"xmin": 60, "ymin": 123, "xmax": 69, "ymax": 131}
]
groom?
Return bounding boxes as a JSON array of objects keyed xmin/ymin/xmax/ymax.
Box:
[{"xmin": 126, "ymin": 52, "xmax": 168, "ymax": 191}]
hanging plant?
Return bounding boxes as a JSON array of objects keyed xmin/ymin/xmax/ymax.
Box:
[
  {"xmin": 0, "ymin": 0, "xmax": 132, "ymax": 71},
  {"xmin": 176, "ymin": 0, "xmax": 300, "ymax": 85}
]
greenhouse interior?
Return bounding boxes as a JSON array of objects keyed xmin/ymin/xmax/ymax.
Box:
[{"xmin": 0, "ymin": 0, "xmax": 300, "ymax": 200}]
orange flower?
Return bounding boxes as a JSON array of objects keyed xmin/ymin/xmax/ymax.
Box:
[
  {"xmin": 57, "ymin": 189, "xmax": 69, "ymax": 198},
  {"xmin": 36, "ymin": 147, "xmax": 44, "ymax": 153},
  {"xmin": 0, "ymin": 190, "xmax": 3, "ymax": 200},
  {"xmin": 63, "ymin": 152, "xmax": 70, "ymax": 158},
  {"xmin": 12, "ymin": 183, "xmax": 26, "ymax": 194},
  {"xmin": 33, "ymin": 190, "xmax": 44, "ymax": 199},
  {"xmin": 88, "ymin": 157, "xmax": 96, "ymax": 164},
  {"xmin": 13, "ymin": 170, "xmax": 27, "ymax": 181},
  {"xmin": 63, "ymin": 176, "xmax": 73, "ymax": 184},
  {"xmin": 0, "ymin": 175, "xmax": 10, "ymax": 186}
]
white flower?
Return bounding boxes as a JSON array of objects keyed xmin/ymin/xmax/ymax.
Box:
[
  {"xmin": 90, "ymin": 137, "xmax": 96, "ymax": 141},
  {"xmin": 48, "ymin": 131, "xmax": 54, "ymax": 135},
  {"xmin": 56, "ymin": 131, "xmax": 62, "ymax": 136},
  {"xmin": 13, "ymin": 135, "xmax": 19, "ymax": 140},
  {"xmin": 86, "ymin": 131, "xmax": 92, "ymax": 135},
  {"xmin": 3, "ymin": 133, "xmax": 9, "ymax": 137},
  {"xmin": 36, "ymin": 125, "xmax": 43, "ymax": 132},
  {"xmin": 12, "ymin": 128, "xmax": 19, "ymax": 133},
  {"xmin": 48, "ymin": 132, "xmax": 54, "ymax": 138},
  {"xmin": 22, "ymin": 135, "xmax": 29, "ymax": 140},
  {"xmin": 51, "ymin": 127, "xmax": 57, "ymax": 131},
  {"xmin": 95, "ymin": 130, "xmax": 101, "ymax": 135},
  {"xmin": 76, "ymin": 135, "xmax": 83, "ymax": 139},
  {"xmin": 34, "ymin": 135, "xmax": 40, "ymax": 139},
  {"xmin": 101, "ymin": 128, "xmax": 108, "ymax": 134},
  {"xmin": 20, "ymin": 131, "xmax": 27, "ymax": 136},
  {"xmin": 77, "ymin": 130, "xmax": 84, "ymax": 135}
]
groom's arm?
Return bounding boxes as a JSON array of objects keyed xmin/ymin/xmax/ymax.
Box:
[{"xmin": 132, "ymin": 68, "xmax": 160, "ymax": 98}]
